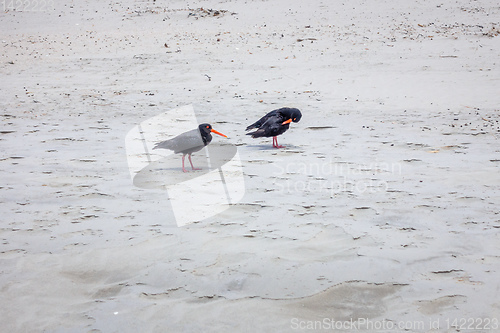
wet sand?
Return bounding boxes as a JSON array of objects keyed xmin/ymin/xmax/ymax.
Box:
[{"xmin": 1, "ymin": 0, "xmax": 499, "ymax": 332}]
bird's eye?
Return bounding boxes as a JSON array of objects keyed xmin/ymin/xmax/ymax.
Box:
[
  {"xmin": 206, "ymin": 125, "xmax": 210, "ymax": 128},
  {"xmin": 293, "ymin": 118, "xmax": 296, "ymax": 121}
]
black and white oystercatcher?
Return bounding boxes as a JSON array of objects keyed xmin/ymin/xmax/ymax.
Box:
[
  {"xmin": 245, "ymin": 107, "xmax": 302, "ymax": 148},
  {"xmin": 153, "ymin": 123, "xmax": 227, "ymax": 172}
]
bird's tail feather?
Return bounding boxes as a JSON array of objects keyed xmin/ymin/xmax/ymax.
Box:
[
  {"xmin": 245, "ymin": 123, "xmax": 257, "ymax": 131},
  {"xmin": 246, "ymin": 129, "xmax": 265, "ymax": 138},
  {"xmin": 153, "ymin": 140, "xmax": 173, "ymax": 150}
]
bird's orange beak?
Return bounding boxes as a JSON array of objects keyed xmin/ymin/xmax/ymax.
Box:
[
  {"xmin": 282, "ymin": 119, "xmax": 293, "ymax": 125},
  {"xmin": 211, "ymin": 128, "xmax": 228, "ymax": 138}
]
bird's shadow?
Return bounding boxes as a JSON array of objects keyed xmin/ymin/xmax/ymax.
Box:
[
  {"xmin": 245, "ymin": 144, "xmax": 301, "ymax": 151},
  {"xmin": 133, "ymin": 144, "xmax": 237, "ymax": 189}
]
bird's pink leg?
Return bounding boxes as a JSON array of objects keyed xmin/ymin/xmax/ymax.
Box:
[
  {"xmin": 273, "ymin": 136, "xmax": 285, "ymax": 148},
  {"xmin": 182, "ymin": 155, "xmax": 188, "ymax": 172},
  {"xmin": 188, "ymin": 154, "xmax": 201, "ymax": 170}
]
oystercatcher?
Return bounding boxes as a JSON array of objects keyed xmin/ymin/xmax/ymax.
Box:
[
  {"xmin": 153, "ymin": 123, "xmax": 227, "ymax": 172},
  {"xmin": 246, "ymin": 107, "xmax": 302, "ymax": 148}
]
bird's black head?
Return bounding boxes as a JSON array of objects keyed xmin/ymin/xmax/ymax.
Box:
[
  {"xmin": 280, "ymin": 108, "xmax": 302, "ymax": 124},
  {"xmin": 199, "ymin": 123, "xmax": 213, "ymax": 135},
  {"xmin": 198, "ymin": 123, "xmax": 227, "ymax": 140},
  {"xmin": 290, "ymin": 108, "xmax": 302, "ymax": 123}
]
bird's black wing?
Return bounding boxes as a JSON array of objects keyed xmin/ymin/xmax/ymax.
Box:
[
  {"xmin": 153, "ymin": 128, "xmax": 205, "ymax": 154},
  {"xmin": 246, "ymin": 115, "xmax": 284, "ymax": 138},
  {"xmin": 245, "ymin": 110, "xmax": 279, "ymax": 131}
]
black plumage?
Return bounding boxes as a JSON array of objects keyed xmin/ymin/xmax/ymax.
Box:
[
  {"xmin": 153, "ymin": 123, "xmax": 227, "ymax": 172},
  {"xmin": 246, "ymin": 107, "xmax": 302, "ymax": 148}
]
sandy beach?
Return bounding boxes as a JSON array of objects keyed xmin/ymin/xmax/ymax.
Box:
[{"xmin": 1, "ymin": 0, "xmax": 499, "ymax": 332}]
